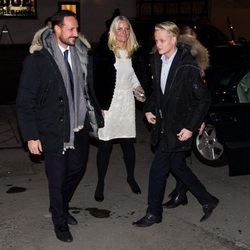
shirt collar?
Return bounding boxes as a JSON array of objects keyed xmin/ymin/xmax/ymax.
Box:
[
  {"xmin": 161, "ymin": 48, "xmax": 178, "ymax": 64},
  {"xmin": 59, "ymin": 44, "xmax": 70, "ymax": 54}
]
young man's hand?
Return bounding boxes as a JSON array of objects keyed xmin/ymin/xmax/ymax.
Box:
[
  {"xmin": 145, "ymin": 112, "xmax": 156, "ymax": 124},
  {"xmin": 177, "ymin": 128, "xmax": 193, "ymax": 141}
]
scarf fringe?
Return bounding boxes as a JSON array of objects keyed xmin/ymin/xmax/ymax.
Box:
[
  {"xmin": 73, "ymin": 125, "xmax": 84, "ymax": 132},
  {"xmin": 62, "ymin": 145, "xmax": 75, "ymax": 154}
]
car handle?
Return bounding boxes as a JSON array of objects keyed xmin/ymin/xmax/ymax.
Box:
[{"xmin": 210, "ymin": 113, "xmax": 238, "ymax": 123}]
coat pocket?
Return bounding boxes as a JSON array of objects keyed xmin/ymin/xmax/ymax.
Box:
[{"xmin": 151, "ymin": 123, "xmax": 160, "ymax": 146}]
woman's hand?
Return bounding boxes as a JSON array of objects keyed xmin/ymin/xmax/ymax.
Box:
[{"xmin": 133, "ymin": 86, "xmax": 146, "ymax": 102}]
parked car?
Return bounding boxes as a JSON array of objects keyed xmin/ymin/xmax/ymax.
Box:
[{"xmin": 193, "ymin": 59, "xmax": 250, "ymax": 175}]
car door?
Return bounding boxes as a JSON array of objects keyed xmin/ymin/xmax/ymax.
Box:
[{"xmin": 207, "ymin": 64, "xmax": 250, "ymax": 175}]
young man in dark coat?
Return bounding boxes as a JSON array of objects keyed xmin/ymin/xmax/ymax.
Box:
[
  {"xmin": 16, "ymin": 10, "xmax": 103, "ymax": 242},
  {"xmin": 133, "ymin": 21, "xmax": 219, "ymax": 227}
]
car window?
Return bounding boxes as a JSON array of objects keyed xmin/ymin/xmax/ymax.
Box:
[
  {"xmin": 219, "ymin": 72, "xmax": 235, "ymax": 86},
  {"xmin": 237, "ymin": 71, "xmax": 250, "ymax": 103},
  {"xmin": 210, "ymin": 67, "xmax": 250, "ymax": 105}
]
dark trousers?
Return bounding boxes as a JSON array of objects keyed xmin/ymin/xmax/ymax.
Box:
[
  {"xmin": 96, "ymin": 138, "xmax": 136, "ymax": 185},
  {"xmin": 176, "ymin": 179, "xmax": 188, "ymax": 193},
  {"xmin": 44, "ymin": 128, "xmax": 89, "ymax": 225},
  {"xmin": 148, "ymin": 150, "xmax": 215, "ymax": 217},
  {"xmin": 172, "ymin": 175, "xmax": 188, "ymax": 194}
]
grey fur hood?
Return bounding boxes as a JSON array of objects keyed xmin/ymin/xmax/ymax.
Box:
[
  {"xmin": 29, "ymin": 27, "xmax": 91, "ymax": 54},
  {"xmin": 40, "ymin": 28, "xmax": 88, "ymax": 63},
  {"xmin": 178, "ymin": 34, "xmax": 209, "ymax": 71}
]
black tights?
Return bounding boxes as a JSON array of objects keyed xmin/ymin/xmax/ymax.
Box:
[{"xmin": 96, "ymin": 138, "xmax": 136, "ymax": 185}]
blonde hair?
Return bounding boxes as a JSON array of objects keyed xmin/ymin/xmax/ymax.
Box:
[
  {"xmin": 108, "ymin": 16, "xmax": 139, "ymax": 58},
  {"xmin": 155, "ymin": 21, "xmax": 180, "ymax": 38}
]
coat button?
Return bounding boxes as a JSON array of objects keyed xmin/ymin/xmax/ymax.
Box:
[{"xmin": 59, "ymin": 117, "xmax": 64, "ymax": 122}]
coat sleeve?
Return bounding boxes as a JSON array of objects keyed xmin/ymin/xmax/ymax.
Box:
[
  {"xmin": 143, "ymin": 55, "xmax": 157, "ymax": 114},
  {"xmin": 16, "ymin": 54, "xmax": 42, "ymax": 141},
  {"xmin": 132, "ymin": 49, "xmax": 152, "ymax": 96},
  {"xmin": 185, "ymin": 68, "xmax": 211, "ymax": 132},
  {"xmin": 92, "ymin": 49, "xmax": 116, "ymax": 110},
  {"xmin": 86, "ymin": 54, "xmax": 104, "ymax": 128}
]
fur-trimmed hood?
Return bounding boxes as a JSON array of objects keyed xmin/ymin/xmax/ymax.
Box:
[
  {"xmin": 178, "ymin": 34, "xmax": 209, "ymax": 71},
  {"xmin": 29, "ymin": 27, "xmax": 91, "ymax": 54},
  {"xmin": 40, "ymin": 28, "xmax": 88, "ymax": 62}
]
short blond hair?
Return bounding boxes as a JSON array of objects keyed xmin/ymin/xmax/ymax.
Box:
[
  {"xmin": 155, "ymin": 21, "xmax": 179, "ymax": 38},
  {"xmin": 108, "ymin": 16, "xmax": 139, "ymax": 58}
]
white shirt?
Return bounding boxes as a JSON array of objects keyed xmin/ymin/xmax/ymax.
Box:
[
  {"xmin": 160, "ymin": 49, "xmax": 177, "ymax": 93},
  {"xmin": 59, "ymin": 45, "xmax": 72, "ymax": 68}
]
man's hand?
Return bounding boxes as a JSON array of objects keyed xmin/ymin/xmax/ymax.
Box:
[
  {"xmin": 177, "ymin": 128, "xmax": 193, "ymax": 141},
  {"xmin": 145, "ymin": 112, "xmax": 156, "ymax": 124},
  {"xmin": 198, "ymin": 122, "xmax": 205, "ymax": 136},
  {"xmin": 28, "ymin": 139, "xmax": 43, "ymax": 155}
]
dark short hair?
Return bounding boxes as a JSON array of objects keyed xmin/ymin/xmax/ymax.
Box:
[
  {"xmin": 44, "ymin": 16, "xmax": 52, "ymax": 26},
  {"xmin": 179, "ymin": 25, "xmax": 196, "ymax": 37},
  {"xmin": 51, "ymin": 10, "xmax": 76, "ymax": 30}
]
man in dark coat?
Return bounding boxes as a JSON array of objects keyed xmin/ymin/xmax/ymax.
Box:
[
  {"xmin": 16, "ymin": 10, "xmax": 103, "ymax": 242},
  {"xmin": 133, "ymin": 21, "xmax": 219, "ymax": 227}
]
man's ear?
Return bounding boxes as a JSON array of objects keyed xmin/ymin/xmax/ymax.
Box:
[
  {"xmin": 54, "ymin": 25, "xmax": 61, "ymax": 33},
  {"xmin": 172, "ymin": 36, "xmax": 177, "ymax": 45}
]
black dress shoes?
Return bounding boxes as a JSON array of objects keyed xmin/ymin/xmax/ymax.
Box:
[
  {"xmin": 168, "ymin": 189, "xmax": 178, "ymax": 199},
  {"xmin": 200, "ymin": 197, "xmax": 219, "ymax": 222},
  {"xmin": 54, "ymin": 224, "xmax": 73, "ymax": 242},
  {"xmin": 163, "ymin": 194, "xmax": 188, "ymax": 209},
  {"xmin": 67, "ymin": 213, "xmax": 78, "ymax": 225},
  {"xmin": 132, "ymin": 213, "xmax": 162, "ymax": 227},
  {"xmin": 127, "ymin": 178, "xmax": 141, "ymax": 194}
]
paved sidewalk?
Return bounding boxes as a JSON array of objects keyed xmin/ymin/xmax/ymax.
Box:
[
  {"xmin": 0, "ymin": 105, "xmax": 22, "ymax": 149},
  {"xmin": 0, "ymin": 105, "xmax": 250, "ymax": 250},
  {"xmin": 0, "ymin": 105, "xmax": 34, "ymax": 177}
]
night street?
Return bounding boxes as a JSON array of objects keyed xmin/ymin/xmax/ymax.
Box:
[
  {"xmin": 0, "ymin": 105, "xmax": 249, "ymax": 250},
  {"xmin": 1, "ymin": 0, "xmax": 250, "ymax": 249}
]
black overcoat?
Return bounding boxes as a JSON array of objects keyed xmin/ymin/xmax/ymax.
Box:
[
  {"xmin": 17, "ymin": 49, "xmax": 70, "ymax": 153},
  {"xmin": 17, "ymin": 47, "xmax": 103, "ymax": 153},
  {"xmin": 144, "ymin": 44, "xmax": 211, "ymax": 152},
  {"xmin": 93, "ymin": 45, "xmax": 150, "ymax": 110}
]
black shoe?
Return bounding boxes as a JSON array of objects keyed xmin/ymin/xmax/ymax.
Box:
[
  {"xmin": 127, "ymin": 178, "xmax": 141, "ymax": 194},
  {"xmin": 94, "ymin": 183, "xmax": 104, "ymax": 202},
  {"xmin": 200, "ymin": 197, "xmax": 219, "ymax": 222},
  {"xmin": 67, "ymin": 213, "xmax": 78, "ymax": 225},
  {"xmin": 168, "ymin": 189, "xmax": 178, "ymax": 199},
  {"xmin": 163, "ymin": 194, "xmax": 188, "ymax": 209},
  {"xmin": 132, "ymin": 213, "xmax": 162, "ymax": 227},
  {"xmin": 54, "ymin": 224, "xmax": 73, "ymax": 242}
]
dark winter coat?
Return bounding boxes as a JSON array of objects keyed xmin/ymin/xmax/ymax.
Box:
[
  {"xmin": 93, "ymin": 45, "xmax": 150, "ymax": 110},
  {"xmin": 16, "ymin": 41, "xmax": 103, "ymax": 153},
  {"xmin": 144, "ymin": 43, "xmax": 211, "ymax": 152}
]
